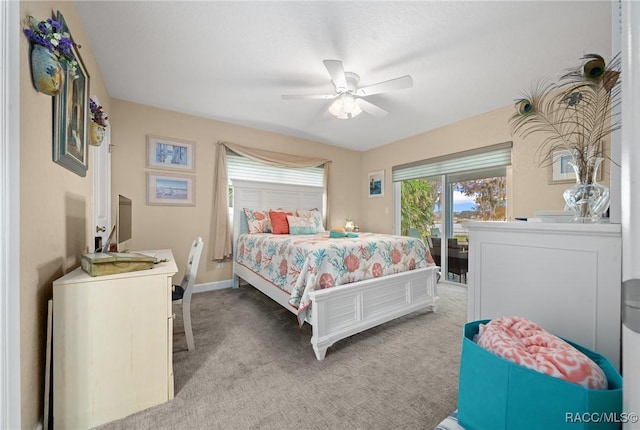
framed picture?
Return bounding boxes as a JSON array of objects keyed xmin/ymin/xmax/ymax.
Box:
[
  {"xmin": 549, "ymin": 150, "xmax": 603, "ymax": 183},
  {"xmin": 53, "ymin": 11, "xmax": 89, "ymax": 177},
  {"xmin": 147, "ymin": 135, "xmax": 195, "ymax": 172},
  {"xmin": 147, "ymin": 172, "xmax": 195, "ymax": 206},
  {"xmin": 368, "ymin": 170, "xmax": 385, "ymax": 198},
  {"xmin": 550, "ymin": 150, "xmax": 575, "ymax": 183}
]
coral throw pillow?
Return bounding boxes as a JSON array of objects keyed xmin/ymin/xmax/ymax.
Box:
[
  {"xmin": 475, "ymin": 316, "xmax": 608, "ymax": 390},
  {"xmin": 269, "ymin": 210, "xmax": 293, "ymax": 234}
]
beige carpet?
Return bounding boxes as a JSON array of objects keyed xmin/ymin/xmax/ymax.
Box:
[{"xmin": 96, "ymin": 282, "xmax": 467, "ymax": 430}]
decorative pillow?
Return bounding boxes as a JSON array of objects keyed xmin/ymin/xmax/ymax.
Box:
[
  {"xmin": 269, "ymin": 210, "xmax": 294, "ymax": 234},
  {"xmin": 296, "ymin": 208, "xmax": 325, "ymax": 233},
  {"xmin": 287, "ymin": 216, "xmax": 318, "ymax": 235},
  {"xmin": 243, "ymin": 208, "xmax": 271, "ymax": 234}
]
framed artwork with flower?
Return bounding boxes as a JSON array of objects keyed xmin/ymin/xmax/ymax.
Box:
[
  {"xmin": 146, "ymin": 135, "xmax": 196, "ymax": 172},
  {"xmin": 146, "ymin": 172, "xmax": 195, "ymax": 206},
  {"xmin": 368, "ymin": 170, "xmax": 384, "ymax": 198},
  {"xmin": 52, "ymin": 11, "xmax": 90, "ymax": 177}
]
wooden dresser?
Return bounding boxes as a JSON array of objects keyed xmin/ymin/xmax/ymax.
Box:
[
  {"xmin": 465, "ymin": 222, "xmax": 622, "ymax": 369},
  {"xmin": 52, "ymin": 249, "xmax": 177, "ymax": 428}
]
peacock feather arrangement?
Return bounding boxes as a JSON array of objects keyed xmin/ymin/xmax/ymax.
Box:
[{"xmin": 510, "ymin": 53, "xmax": 621, "ymax": 185}]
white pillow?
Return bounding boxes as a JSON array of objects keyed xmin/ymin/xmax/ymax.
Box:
[
  {"xmin": 296, "ymin": 208, "xmax": 325, "ymax": 233},
  {"xmin": 286, "ymin": 216, "xmax": 317, "ymax": 235}
]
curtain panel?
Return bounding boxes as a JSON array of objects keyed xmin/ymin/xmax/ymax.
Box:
[{"xmin": 210, "ymin": 142, "xmax": 331, "ymax": 261}]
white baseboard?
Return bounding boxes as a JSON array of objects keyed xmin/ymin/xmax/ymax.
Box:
[{"xmin": 193, "ymin": 279, "xmax": 233, "ymax": 294}]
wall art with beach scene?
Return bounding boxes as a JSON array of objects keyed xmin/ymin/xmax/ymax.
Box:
[
  {"xmin": 146, "ymin": 172, "xmax": 195, "ymax": 206},
  {"xmin": 368, "ymin": 170, "xmax": 384, "ymax": 198}
]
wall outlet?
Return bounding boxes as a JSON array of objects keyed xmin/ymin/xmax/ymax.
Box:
[{"xmin": 217, "ymin": 262, "xmax": 224, "ymax": 269}]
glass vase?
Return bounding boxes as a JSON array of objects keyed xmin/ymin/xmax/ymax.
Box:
[{"xmin": 562, "ymin": 157, "xmax": 610, "ymax": 223}]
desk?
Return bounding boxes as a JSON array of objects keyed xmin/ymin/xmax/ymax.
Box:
[{"xmin": 53, "ymin": 249, "xmax": 177, "ymax": 429}]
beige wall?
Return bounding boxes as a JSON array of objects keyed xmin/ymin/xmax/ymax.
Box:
[
  {"xmin": 360, "ymin": 105, "xmax": 612, "ymax": 233},
  {"xmin": 109, "ymin": 99, "xmax": 361, "ymax": 284},
  {"xmin": 20, "ymin": 1, "xmax": 111, "ymax": 427},
  {"xmin": 110, "ymin": 98, "xmax": 585, "ymax": 281}
]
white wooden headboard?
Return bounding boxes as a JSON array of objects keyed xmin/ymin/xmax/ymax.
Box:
[{"xmin": 231, "ymin": 179, "xmax": 324, "ymax": 248}]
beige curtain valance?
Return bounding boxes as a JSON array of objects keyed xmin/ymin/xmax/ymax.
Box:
[
  {"xmin": 223, "ymin": 141, "xmax": 329, "ymax": 168},
  {"xmin": 210, "ymin": 142, "xmax": 331, "ymax": 261}
]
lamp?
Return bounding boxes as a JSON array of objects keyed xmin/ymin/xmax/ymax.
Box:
[
  {"xmin": 344, "ymin": 218, "xmax": 355, "ymax": 232},
  {"xmin": 329, "ymin": 93, "xmax": 362, "ymax": 119}
]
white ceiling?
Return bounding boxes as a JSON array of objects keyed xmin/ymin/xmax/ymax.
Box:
[{"xmin": 75, "ymin": 1, "xmax": 612, "ymax": 152}]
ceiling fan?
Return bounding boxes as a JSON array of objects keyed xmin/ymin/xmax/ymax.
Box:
[{"xmin": 281, "ymin": 60, "xmax": 413, "ymax": 119}]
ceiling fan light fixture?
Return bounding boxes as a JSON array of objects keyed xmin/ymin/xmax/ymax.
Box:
[
  {"xmin": 282, "ymin": 60, "xmax": 410, "ymax": 119},
  {"xmin": 329, "ymin": 93, "xmax": 362, "ymax": 119}
]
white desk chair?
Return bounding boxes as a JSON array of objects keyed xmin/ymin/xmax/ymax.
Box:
[{"xmin": 172, "ymin": 237, "xmax": 204, "ymax": 351}]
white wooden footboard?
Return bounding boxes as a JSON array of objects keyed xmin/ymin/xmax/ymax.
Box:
[
  {"xmin": 234, "ymin": 263, "xmax": 439, "ymax": 360},
  {"xmin": 309, "ymin": 265, "xmax": 439, "ymax": 360}
]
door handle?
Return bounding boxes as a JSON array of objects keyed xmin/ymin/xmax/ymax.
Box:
[
  {"xmin": 96, "ymin": 225, "xmax": 106, "ymax": 233},
  {"xmin": 623, "ymin": 280, "xmax": 640, "ymax": 333}
]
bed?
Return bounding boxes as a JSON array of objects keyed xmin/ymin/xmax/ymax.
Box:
[{"xmin": 231, "ymin": 179, "xmax": 440, "ymax": 360}]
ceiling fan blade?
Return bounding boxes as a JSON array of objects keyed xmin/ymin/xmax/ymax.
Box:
[
  {"xmin": 356, "ymin": 75, "xmax": 413, "ymax": 97},
  {"xmin": 282, "ymin": 94, "xmax": 336, "ymax": 100},
  {"xmin": 323, "ymin": 59, "xmax": 348, "ymax": 92},
  {"xmin": 356, "ymin": 98, "xmax": 388, "ymax": 118}
]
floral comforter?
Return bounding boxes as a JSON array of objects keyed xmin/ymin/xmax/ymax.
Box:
[{"xmin": 235, "ymin": 232, "xmax": 436, "ymax": 324}]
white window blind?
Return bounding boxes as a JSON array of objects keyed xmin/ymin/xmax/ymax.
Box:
[
  {"xmin": 227, "ymin": 154, "xmax": 324, "ymax": 187},
  {"xmin": 392, "ymin": 142, "xmax": 513, "ymax": 182}
]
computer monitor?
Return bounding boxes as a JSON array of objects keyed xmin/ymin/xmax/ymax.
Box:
[{"xmin": 117, "ymin": 195, "xmax": 132, "ymax": 252}]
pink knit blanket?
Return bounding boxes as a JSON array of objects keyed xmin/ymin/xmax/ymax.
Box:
[{"xmin": 475, "ymin": 317, "xmax": 608, "ymax": 390}]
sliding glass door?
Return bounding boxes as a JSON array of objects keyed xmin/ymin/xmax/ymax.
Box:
[
  {"xmin": 445, "ymin": 169, "xmax": 506, "ymax": 283},
  {"xmin": 394, "ymin": 164, "xmax": 508, "ymax": 285}
]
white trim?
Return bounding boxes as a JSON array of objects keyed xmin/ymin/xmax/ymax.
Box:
[
  {"xmin": 609, "ymin": 0, "xmax": 622, "ymax": 224},
  {"xmin": 192, "ymin": 280, "xmax": 233, "ymax": 294},
  {"xmin": 0, "ymin": 1, "xmax": 21, "ymax": 428},
  {"xmin": 621, "ymin": 0, "xmax": 640, "ymax": 421}
]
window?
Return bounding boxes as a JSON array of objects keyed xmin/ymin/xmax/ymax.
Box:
[
  {"xmin": 227, "ymin": 154, "xmax": 324, "ymax": 187},
  {"xmin": 392, "ymin": 142, "xmax": 511, "ymax": 284},
  {"xmin": 226, "ymin": 153, "xmax": 325, "ymax": 212}
]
